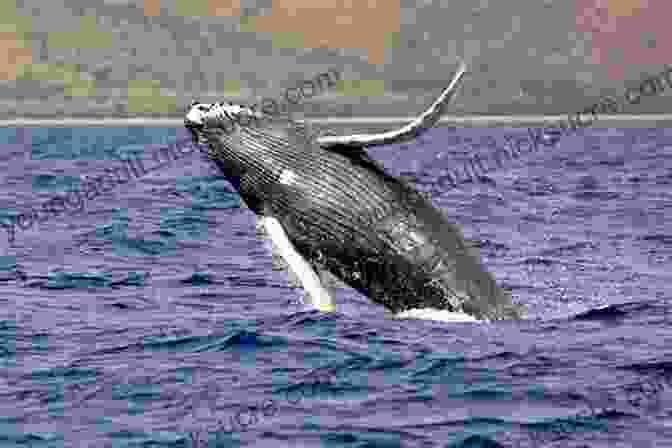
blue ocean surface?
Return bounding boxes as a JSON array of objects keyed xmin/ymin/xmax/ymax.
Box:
[{"xmin": 0, "ymin": 126, "xmax": 670, "ymax": 448}]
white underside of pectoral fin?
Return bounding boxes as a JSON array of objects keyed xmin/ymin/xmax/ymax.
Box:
[
  {"xmin": 316, "ymin": 61, "xmax": 467, "ymax": 149},
  {"xmin": 261, "ymin": 216, "xmax": 336, "ymax": 313}
]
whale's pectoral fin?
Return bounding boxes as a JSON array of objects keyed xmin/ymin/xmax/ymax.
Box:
[
  {"xmin": 262, "ymin": 216, "xmax": 336, "ymax": 313},
  {"xmin": 315, "ymin": 61, "xmax": 467, "ymax": 149}
]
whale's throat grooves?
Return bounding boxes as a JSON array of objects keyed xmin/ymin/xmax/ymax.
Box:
[{"xmin": 203, "ymin": 123, "xmax": 521, "ymax": 320}]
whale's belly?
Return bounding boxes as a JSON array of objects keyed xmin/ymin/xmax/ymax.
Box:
[
  {"xmin": 263, "ymin": 147, "xmax": 508, "ymax": 319},
  {"xmin": 205, "ymin": 124, "xmax": 520, "ymax": 320}
]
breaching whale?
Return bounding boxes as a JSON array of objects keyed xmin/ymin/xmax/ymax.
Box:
[{"xmin": 184, "ymin": 63, "xmax": 525, "ymax": 321}]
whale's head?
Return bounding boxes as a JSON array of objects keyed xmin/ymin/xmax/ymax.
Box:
[
  {"xmin": 184, "ymin": 100, "xmax": 211, "ymax": 144},
  {"xmin": 184, "ymin": 100, "xmax": 238, "ymax": 144},
  {"xmin": 184, "ymin": 100, "xmax": 265, "ymax": 145}
]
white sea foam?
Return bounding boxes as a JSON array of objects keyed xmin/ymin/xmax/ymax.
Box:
[{"xmin": 394, "ymin": 308, "xmax": 479, "ymax": 322}]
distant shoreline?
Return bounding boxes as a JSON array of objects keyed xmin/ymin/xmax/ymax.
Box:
[{"xmin": 1, "ymin": 114, "xmax": 672, "ymax": 128}]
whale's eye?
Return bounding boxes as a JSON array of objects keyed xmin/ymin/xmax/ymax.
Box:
[{"xmin": 198, "ymin": 105, "xmax": 209, "ymax": 112}]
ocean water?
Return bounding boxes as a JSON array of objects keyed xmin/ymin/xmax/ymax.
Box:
[{"xmin": 0, "ymin": 125, "xmax": 670, "ymax": 448}]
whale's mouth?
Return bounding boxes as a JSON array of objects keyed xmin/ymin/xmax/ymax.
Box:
[{"xmin": 184, "ymin": 119, "xmax": 206, "ymax": 144}]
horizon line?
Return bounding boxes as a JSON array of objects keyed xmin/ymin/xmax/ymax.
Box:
[{"xmin": 1, "ymin": 114, "xmax": 672, "ymax": 127}]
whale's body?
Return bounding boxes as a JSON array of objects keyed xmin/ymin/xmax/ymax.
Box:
[{"xmin": 185, "ymin": 63, "xmax": 525, "ymax": 321}]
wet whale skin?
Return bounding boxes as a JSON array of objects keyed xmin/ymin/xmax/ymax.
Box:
[{"xmin": 202, "ymin": 122, "xmax": 523, "ymax": 320}]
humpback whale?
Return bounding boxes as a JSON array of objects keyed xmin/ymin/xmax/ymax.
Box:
[{"xmin": 184, "ymin": 63, "xmax": 525, "ymax": 321}]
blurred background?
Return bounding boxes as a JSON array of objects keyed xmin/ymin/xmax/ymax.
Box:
[{"xmin": 0, "ymin": 0, "xmax": 671, "ymax": 119}]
